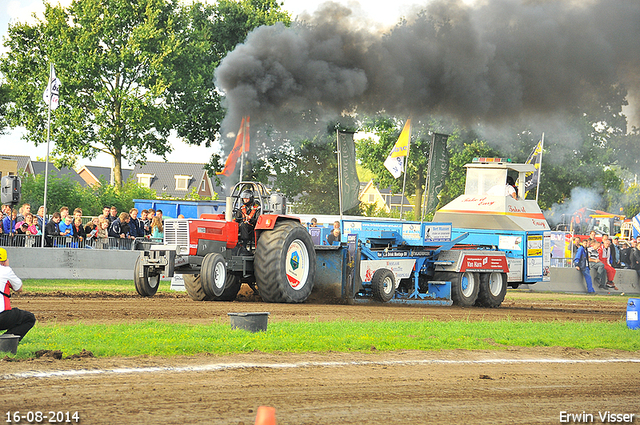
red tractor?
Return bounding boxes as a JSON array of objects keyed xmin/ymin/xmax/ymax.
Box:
[{"xmin": 134, "ymin": 182, "xmax": 316, "ymax": 303}]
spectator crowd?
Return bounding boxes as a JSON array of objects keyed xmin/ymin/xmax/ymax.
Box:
[
  {"xmin": 1, "ymin": 203, "xmax": 165, "ymax": 248},
  {"xmin": 572, "ymin": 231, "xmax": 640, "ymax": 290}
]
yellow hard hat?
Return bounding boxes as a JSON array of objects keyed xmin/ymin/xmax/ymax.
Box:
[{"xmin": 0, "ymin": 247, "xmax": 6, "ymax": 262}]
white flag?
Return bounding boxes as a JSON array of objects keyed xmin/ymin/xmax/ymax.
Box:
[
  {"xmin": 384, "ymin": 154, "xmax": 404, "ymax": 179},
  {"xmin": 384, "ymin": 118, "xmax": 410, "ymax": 178},
  {"xmin": 43, "ymin": 65, "xmax": 61, "ymax": 110}
]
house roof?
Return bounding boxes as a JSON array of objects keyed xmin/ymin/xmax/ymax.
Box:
[
  {"xmin": 378, "ymin": 187, "xmax": 412, "ymax": 206},
  {"xmin": 0, "ymin": 155, "xmax": 33, "ymax": 174},
  {"xmin": 131, "ymin": 161, "xmax": 221, "ymax": 198},
  {"xmin": 31, "ymin": 161, "xmax": 87, "ymax": 186},
  {"xmin": 77, "ymin": 165, "xmax": 133, "ymax": 185},
  {"xmin": 359, "ymin": 180, "xmax": 413, "ymax": 211}
]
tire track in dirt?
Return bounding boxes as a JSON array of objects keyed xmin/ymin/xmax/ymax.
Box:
[{"xmin": 5, "ymin": 357, "xmax": 640, "ymax": 380}]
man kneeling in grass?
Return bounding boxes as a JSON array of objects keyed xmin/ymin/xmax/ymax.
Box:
[{"xmin": 0, "ymin": 247, "xmax": 36, "ymax": 342}]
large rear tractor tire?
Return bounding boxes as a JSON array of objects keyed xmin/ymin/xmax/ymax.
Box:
[
  {"xmin": 450, "ymin": 271, "xmax": 480, "ymax": 307},
  {"xmin": 475, "ymin": 272, "xmax": 508, "ymax": 308},
  {"xmin": 183, "ymin": 274, "xmax": 214, "ymax": 301},
  {"xmin": 371, "ymin": 269, "xmax": 395, "ymax": 302},
  {"xmin": 201, "ymin": 253, "xmax": 227, "ymax": 298},
  {"xmin": 254, "ymin": 221, "xmax": 316, "ymax": 303},
  {"xmin": 134, "ymin": 255, "xmax": 160, "ymax": 297}
]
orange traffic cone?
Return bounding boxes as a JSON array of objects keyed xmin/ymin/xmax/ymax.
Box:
[{"xmin": 255, "ymin": 406, "xmax": 277, "ymax": 425}]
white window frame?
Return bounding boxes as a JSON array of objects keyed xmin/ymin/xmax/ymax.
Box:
[
  {"xmin": 137, "ymin": 173, "xmax": 154, "ymax": 188},
  {"xmin": 175, "ymin": 175, "xmax": 192, "ymax": 191}
]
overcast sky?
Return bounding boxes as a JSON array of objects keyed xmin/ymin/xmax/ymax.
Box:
[{"xmin": 0, "ymin": 0, "xmax": 418, "ymax": 168}]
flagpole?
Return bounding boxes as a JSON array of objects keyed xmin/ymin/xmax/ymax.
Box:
[
  {"xmin": 336, "ymin": 129, "xmax": 344, "ymax": 221},
  {"xmin": 399, "ymin": 122, "xmax": 410, "ymax": 220},
  {"xmin": 535, "ymin": 133, "xmax": 544, "ymax": 203},
  {"xmin": 239, "ymin": 150, "xmax": 244, "ymax": 183},
  {"xmin": 41, "ymin": 63, "xmax": 54, "ymax": 248},
  {"xmin": 239, "ymin": 119, "xmax": 245, "ymax": 183}
]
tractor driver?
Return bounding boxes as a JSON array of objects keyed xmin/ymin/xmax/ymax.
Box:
[{"xmin": 235, "ymin": 190, "xmax": 261, "ymax": 252}]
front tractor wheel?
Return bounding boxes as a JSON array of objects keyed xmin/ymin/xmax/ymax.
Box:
[
  {"xmin": 254, "ymin": 221, "xmax": 316, "ymax": 303},
  {"xmin": 450, "ymin": 271, "xmax": 480, "ymax": 307},
  {"xmin": 371, "ymin": 269, "xmax": 395, "ymax": 302},
  {"xmin": 201, "ymin": 253, "xmax": 227, "ymax": 298},
  {"xmin": 134, "ymin": 255, "xmax": 160, "ymax": 297}
]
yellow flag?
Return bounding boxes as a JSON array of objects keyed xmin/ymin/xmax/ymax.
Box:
[{"xmin": 390, "ymin": 119, "xmax": 411, "ymax": 157}]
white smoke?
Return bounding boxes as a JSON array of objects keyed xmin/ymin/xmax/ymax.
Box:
[{"xmin": 544, "ymin": 187, "xmax": 603, "ymax": 229}]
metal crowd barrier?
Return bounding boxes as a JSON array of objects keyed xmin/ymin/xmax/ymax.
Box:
[
  {"xmin": 0, "ymin": 234, "xmax": 156, "ymax": 250},
  {"xmin": 551, "ymin": 257, "xmax": 573, "ymax": 268}
]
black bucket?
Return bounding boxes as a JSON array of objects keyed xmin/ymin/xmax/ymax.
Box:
[
  {"xmin": 228, "ymin": 312, "xmax": 270, "ymax": 332},
  {"xmin": 0, "ymin": 334, "xmax": 20, "ymax": 355}
]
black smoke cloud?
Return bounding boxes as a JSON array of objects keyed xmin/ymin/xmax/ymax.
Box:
[{"xmin": 214, "ymin": 0, "xmax": 640, "ymax": 146}]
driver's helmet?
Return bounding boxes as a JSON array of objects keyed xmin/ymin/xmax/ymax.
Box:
[{"xmin": 240, "ymin": 189, "xmax": 254, "ymax": 203}]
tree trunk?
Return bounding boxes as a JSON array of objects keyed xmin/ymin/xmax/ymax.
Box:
[{"xmin": 113, "ymin": 148, "xmax": 123, "ymax": 188}]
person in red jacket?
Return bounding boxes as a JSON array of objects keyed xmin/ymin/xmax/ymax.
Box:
[
  {"xmin": 0, "ymin": 248, "xmax": 36, "ymax": 342},
  {"xmin": 598, "ymin": 239, "xmax": 618, "ymax": 290}
]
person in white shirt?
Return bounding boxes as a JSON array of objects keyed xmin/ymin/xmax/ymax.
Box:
[
  {"xmin": 487, "ymin": 176, "xmax": 518, "ymax": 199},
  {"xmin": 0, "ymin": 248, "xmax": 36, "ymax": 341}
]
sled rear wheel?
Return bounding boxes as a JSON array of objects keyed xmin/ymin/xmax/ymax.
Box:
[
  {"xmin": 450, "ymin": 271, "xmax": 479, "ymax": 307},
  {"xmin": 371, "ymin": 269, "xmax": 395, "ymax": 302},
  {"xmin": 475, "ymin": 272, "xmax": 507, "ymax": 308}
]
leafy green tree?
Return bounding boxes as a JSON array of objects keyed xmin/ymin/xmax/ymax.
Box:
[
  {"xmin": 169, "ymin": 0, "xmax": 290, "ymax": 149},
  {"xmin": 19, "ymin": 172, "xmax": 156, "ymax": 216},
  {"xmin": 183, "ymin": 187, "xmax": 218, "ymax": 201},
  {"xmin": 0, "ymin": 0, "xmax": 290, "ymax": 187},
  {"xmin": 240, "ymin": 118, "xmax": 362, "ymax": 215},
  {"xmin": 437, "ymin": 139, "xmax": 501, "ymax": 206},
  {"xmin": 509, "ymin": 84, "xmax": 630, "ymax": 211},
  {"xmin": 0, "ymin": 83, "xmax": 9, "ymax": 134},
  {"xmin": 1, "ymin": 0, "xmax": 182, "ymax": 186},
  {"xmin": 252, "ymin": 132, "xmax": 342, "ymax": 214},
  {"xmin": 620, "ymin": 184, "xmax": 640, "ymax": 218},
  {"xmin": 356, "ymin": 116, "xmax": 453, "ymax": 220},
  {"xmin": 356, "ymin": 111, "xmax": 634, "ymax": 220},
  {"xmin": 608, "ymin": 127, "xmax": 640, "ymax": 184},
  {"xmin": 19, "ymin": 171, "xmax": 97, "ymax": 215},
  {"xmin": 90, "ymin": 177, "xmax": 158, "ymax": 214},
  {"xmin": 356, "ymin": 164, "xmax": 376, "ymax": 182}
]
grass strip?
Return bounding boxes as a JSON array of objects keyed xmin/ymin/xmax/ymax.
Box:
[
  {"xmin": 11, "ymin": 319, "xmax": 639, "ymax": 359},
  {"xmin": 507, "ymin": 290, "xmax": 631, "ymax": 304},
  {"xmin": 22, "ymin": 279, "xmax": 173, "ymax": 293}
]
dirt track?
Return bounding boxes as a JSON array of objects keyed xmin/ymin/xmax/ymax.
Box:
[
  {"xmin": 12, "ymin": 288, "xmax": 629, "ymax": 325},
  {"xmin": 1, "ymin": 290, "xmax": 638, "ymax": 424}
]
